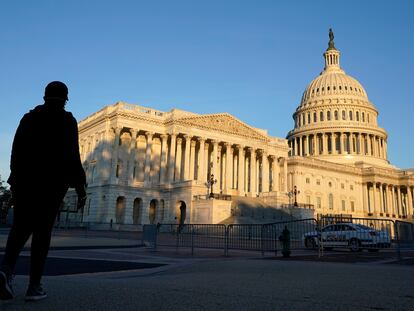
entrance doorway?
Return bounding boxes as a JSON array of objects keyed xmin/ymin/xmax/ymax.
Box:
[{"xmin": 175, "ymin": 201, "xmax": 186, "ymax": 225}]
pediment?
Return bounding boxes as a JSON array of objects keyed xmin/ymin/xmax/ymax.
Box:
[{"xmin": 173, "ymin": 113, "xmax": 269, "ymax": 142}]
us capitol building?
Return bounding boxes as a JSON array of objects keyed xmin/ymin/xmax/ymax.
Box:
[{"xmin": 68, "ymin": 31, "xmax": 414, "ymax": 226}]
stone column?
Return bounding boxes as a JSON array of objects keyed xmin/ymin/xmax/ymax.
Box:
[
  {"xmin": 322, "ymin": 133, "xmax": 328, "ymax": 155},
  {"xmin": 303, "ymin": 136, "xmax": 308, "ymax": 156},
  {"xmin": 283, "ymin": 157, "xmax": 288, "ymax": 192},
  {"xmin": 217, "ymin": 145, "xmax": 223, "ymax": 191},
  {"xmin": 238, "ymin": 145, "xmax": 245, "ymax": 195},
  {"xmin": 379, "ymin": 184, "xmax": 384, "ymax": 213},
  {"xmin": 168, "ymin": 134, "xmax": 176, "ymax": 183},
  {"xmin": 339, "ymin": 132, "xmax": 344, "ymax": 154},
  {"xmin": 224, "ymin": 143, "xmax": 233, "ymax": 193},
  {"xmin": 372, "ymin": 183, "xmax": 378, "ymax": 214},
  {"xmin": 189, "ymin": 140, "xmax": 196, "ymax": 180},
  {"xmin": 331, "ymin": 132, "xmax": 336, "ymax": 154},
  {"xmin": 299, "ymin": 136, "xmax": 303, "ymax": 156},
  {"xmin": 269, "ymin": 155, "xmax": 276, "ymax": 192},
  {"xmin": 384, "ymin": 140, "xmax": 388, "ymax": 160},
  {"xmin": 197, "ymin": 138, "xmax": 205, "ymax": 182},
  {"xmin": 127, "ymin": 129, "xmax": 137, "ymax": 185},
  {"xmin": 144, "ymin": 132, "xmax": 153, "ymax": 185},
  {"xmin": 391, "ymin": 186, "xmax": 396, "ymax": 215},
  {"xmin": 294, "ymin": 138, "xmax": 298, "ymax": 156},
  {"xmin": 233, "ymin": 152, "xmax": 238, "ymax": 189},
  {"xmin": 385, "ymin": 185, "xmax": 391, "ymax": 214},
  {"xmin": 378, "ymin": 138, "xmax": 382, "ymax": 158},
  {"xmin": 204, "ymin": 142, "xmax": 210, "ymax": 182},
  {"xmin": 397, "ymin": 187, "xmax": 402, "ymax": 216},
  {"xmin": 363, "ymin": 183, "xmax": 369, "ymax": 214},
  {"xmin": 183, "ymin": 135, "xmax": 191, "ymax": 180},
  {"xmin": 273, "ymin": 156, "xmax": 280, "ymax": 192},
  {"xmin": 314, "ymin": 134, "xmax": 319, "ymax": 156},
  {"xmin": 408, "ymin": 186, "xmax": 413, "ymax": 214},
  {"xmin": 360, "ymin": 134, "xmax": 365, "ymax": 155},
  {"xmin": 247, "ymin": 147, "xmax": 256, "ymax": 196},
  {"xmin": 354, "ymin": 133, "xmax": 359, "ymax": 154},
  {"xmin": 175, "ymin": 137, "xmax": 183, "ymax": 181},
  {"xmin": 159, "ymin": 134, "xmax": 168, "ymax": 184},
  {"xmin": 211, "ymin": 140, "xmax": 219, "ymax": 193},
  {"xmin": 367, "ymin": 135, "xmax": 372, "ymax": 156},
  {"xmin": 262, "ymin": 151, "xmax": 269, "ymax": 193},
  {"xmin": 110, "ymin": 127, "xmax": 122, "ymax": 183}
]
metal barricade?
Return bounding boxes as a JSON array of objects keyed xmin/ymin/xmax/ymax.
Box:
[{"xmin": 142, "ymin": 224, "xmax": 157, "ymax": 248}]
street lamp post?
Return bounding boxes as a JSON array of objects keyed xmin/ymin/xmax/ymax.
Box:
[
  {"xmin": 293, "ymin": 186, "xmax": 300, "ymax": 207},
  {"xmin": 207, "ymin": 162, "xmax": 217, "ymax": 199},
  {"xmin": 208, "ymin": 173, "xmax": 217, "ymax": 198}
]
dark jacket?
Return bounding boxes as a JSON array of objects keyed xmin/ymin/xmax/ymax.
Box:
[{"xmin": 8, "ymin": 103, "xmax": 86, "ymax": 192}]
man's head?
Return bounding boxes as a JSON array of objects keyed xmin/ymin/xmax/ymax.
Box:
[{"xmin": 43, "ymin": 81, "xmax": 68, "ymax": 108}]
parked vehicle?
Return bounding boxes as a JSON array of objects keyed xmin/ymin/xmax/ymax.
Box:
[{"xmin": 304, "ymin": 223, "xmax": 391, "ymax": 252}]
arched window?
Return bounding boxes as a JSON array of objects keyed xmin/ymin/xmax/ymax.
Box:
[
  {"xmin": 334, "ymin": 110, "xmax": 338, "ymax": 120},
  {"xmin": 367, "ymin": 114, "xmax": 370, "ymax": 123},
  {"xmin": 176, "ymin": 201, "xmax": 187, "ymax": 226},
  {"xmin": 302, "ymin": 114, "xmax": 306, "ymax": 125},
  {"xmin": 115, "ymin": 196, "xmax": 126, "ymax": 224},
  {"xmin": 356, "ymin": 111, "xmax": 359, "ymax": 121},
  {"xmin": 307, "ymin": 113, "xmax": 311, "ymax": 124},
  {"xmin": 313, "ymin": 112, "xmax": 317, "ymax": 123},
  {"xmin": 149, "ymin": 199, "xmax": 158, "ymax": 224},
  {"xmin": 362, "ymin": 112, "xmax": 365, "ymax": 122},
  {"xmin": 329, "ymin": 194, "xmax": 334, "ymax": 210},
  {"xmin": 133, "ymin": 198, "xmax": 142, "ymax": 224},
  {"xmin": 342, "ymin": 110, "xmax": 346, "ymax": 120},
  {"xmin": 349, "ymin": 111, "xmax": 353, "ymax": 120},
  {"xmin": 320, "ymin": 111, "xmax": 324, "ymax": 121},
  {"xmin": 327, "ymin": 111, "xmax": 331, "ymax": 121}
]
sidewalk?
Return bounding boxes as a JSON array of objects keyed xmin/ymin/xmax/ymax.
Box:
[
  {"xmin": 1, "ymin": 256, "xmax": 414, "ymax": 310},
  {"xmin": 1, "ymin": 232, "xmax": 414, "ymax": 310}
]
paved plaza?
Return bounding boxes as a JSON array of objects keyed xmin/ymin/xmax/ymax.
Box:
[{"xmin": 0, "ymin": 231, "xmax": 413, "ymax": 310}]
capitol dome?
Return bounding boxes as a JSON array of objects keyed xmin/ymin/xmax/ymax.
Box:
[{"xmin": 287, "ymin": 29, "xmax": 389, "ymax": 166}]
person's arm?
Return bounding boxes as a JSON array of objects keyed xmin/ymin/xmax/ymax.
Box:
[{"xmin": 7, "ymin": 114, "xmax": 29, "ymax": 188}]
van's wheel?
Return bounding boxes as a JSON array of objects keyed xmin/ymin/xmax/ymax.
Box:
[{"xmin": 349, "ymin": 239, "xmax": 360, "ymax": 252}]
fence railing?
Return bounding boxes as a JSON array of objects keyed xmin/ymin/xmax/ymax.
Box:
[
  {"xmin": 51, "ymin": 217, "xmax": 414, "ymax": 259},
  {"xmin": 143, "ymin": 218, "xmax": 414, "ymax": 259}
]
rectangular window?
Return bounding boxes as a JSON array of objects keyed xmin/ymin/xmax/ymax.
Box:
[
  {"xmin": 316, "ymin": 179, "xmax": 321, "ymax": 185},
  {"xmin": 351, "ymin": 201, "xmax": 355, "ymax": 212},
  {"xmin": 306, "ymin": 178, "xmax": 310, "ymax": 184},
  {"xmin": 306, "ymin": 195, "xmax": 311, "ymax": 205},
  {"xmin": 350, "ymin": 185, "xmax": 354, "ymax": 190},
  {"xmin": 317, "ymin": 197, "xmax": 321, "ymax": 209},
  {"xmin": 341, "ymin": 200, "xmax": 346, "ymax": 211},
  {"xmin": 341, "ymin": 183, "xmax": 345, "ymax": 189}
]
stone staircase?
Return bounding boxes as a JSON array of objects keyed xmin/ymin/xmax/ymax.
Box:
[{"xmin": 219, "ymin": 196, "xmax": 295, "ymax": 224}]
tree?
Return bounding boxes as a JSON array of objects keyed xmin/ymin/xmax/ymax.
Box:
[{"xmin": 0, "ymin": 175, "xmax": 12, "ymax": 222}]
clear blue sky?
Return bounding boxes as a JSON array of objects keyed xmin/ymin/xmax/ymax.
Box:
[{"xmin": 1, "ymin": 0, "xmax": 413, "ymax": 182}]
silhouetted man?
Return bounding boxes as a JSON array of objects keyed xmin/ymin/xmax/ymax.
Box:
[{"xmin": 0, "ymin": 81, "xmax": 86, "ymax": 301}]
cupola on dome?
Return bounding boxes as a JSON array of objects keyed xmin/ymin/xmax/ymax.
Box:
[{"xmin": 300, "ymin": 29, "xmax": 368, "ymax": 105}]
